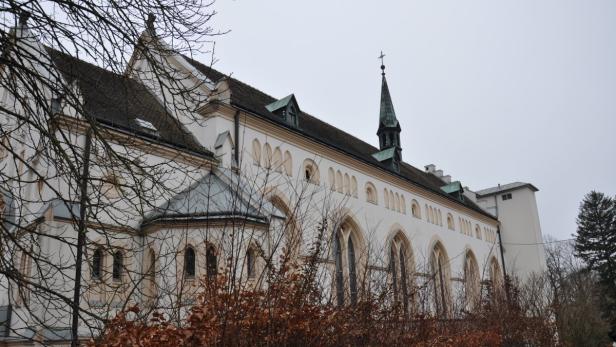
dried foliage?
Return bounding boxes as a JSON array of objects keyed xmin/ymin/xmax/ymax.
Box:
[{"xmin": 91, "ymin": 270, "xmax": 556, "ymax": 347}]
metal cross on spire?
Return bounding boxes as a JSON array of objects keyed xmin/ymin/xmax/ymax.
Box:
[{"xmin": 378, "ymin": 51, "xmax": 386, "ymax": 75}]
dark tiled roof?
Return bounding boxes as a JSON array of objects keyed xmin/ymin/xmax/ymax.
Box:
[
  {"xmin": 46, "ymin": 49, "xmax": 210, "ymax": 157},
  {"xmin": 183, "ymin": 56, "xmax": 494, "ymax": 220}
]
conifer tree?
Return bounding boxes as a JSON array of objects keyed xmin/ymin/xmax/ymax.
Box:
[{"xmin": 574, "ymin": 191, "xmax": 616, "ymax": 340}]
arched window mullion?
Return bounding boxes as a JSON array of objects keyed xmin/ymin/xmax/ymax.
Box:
[
  {"xmin": 390, "ymin": 244, "xmax": 398, "ymax": 303},
  {"xmin": 334, "ymin": 234, "xmax": 344, "ymax": 307},
  {"xmin": 399, "ymin": 247, "xmax": 409, "ymax": 314},
  {"xmin": 347, "ymin": 236, "xmax": 358, "ymax": 305}
]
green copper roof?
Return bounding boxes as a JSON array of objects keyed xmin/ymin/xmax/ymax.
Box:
[
  {"xmin": 379, "ymin": 75, "xmax": 398, "ymax": 128},
  {"xmin": 441, "ymin": 181, "xmax": 463, "ymax": 194},
  {"xmin": 265, "ymin": 94, "xmax": 295, "ymax": 113},
  {"xmin": 371, "ymin": 147, "xmax": 396, "ymax": 162}
]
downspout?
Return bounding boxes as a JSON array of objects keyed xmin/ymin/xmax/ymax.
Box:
[
  {"xmin": 494, "ymin": 185, "xmax": 510, "ymax": 299},
  {"xmin": 233, "ymin": 110, "xmax": 240, "ymax": 171},
  {"xmin": 71, "ymin": 128, "xmax": 92, "ymax": 347}
]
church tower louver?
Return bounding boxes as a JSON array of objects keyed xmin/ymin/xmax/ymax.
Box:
[{"xmin": 373, "ymin": 55, "xmax": 402, "ymax": 172}]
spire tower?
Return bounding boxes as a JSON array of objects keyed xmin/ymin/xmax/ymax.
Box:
[{"xmin": 374, "ymin": 52, "xmax": 402, "ymax": 171}]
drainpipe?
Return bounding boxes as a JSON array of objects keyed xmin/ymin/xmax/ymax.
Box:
[
  {"xmin": 233, "ymin": 110, "xmax": 240, "ymax": 171},
  {"xmin": 494, "ymin": 186, "xmax": 510, "ymax": 299},
  {"xmin": 71, "ymin": 129, "xmax": 92, "ymax": 347}
]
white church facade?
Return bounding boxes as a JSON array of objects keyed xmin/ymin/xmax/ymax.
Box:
[{"xmin": 0, "ymin": 18, "xmax": 546, "ymax": 345}]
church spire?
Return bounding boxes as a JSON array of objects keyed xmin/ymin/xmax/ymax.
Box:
[{"xmin": 376, "ymin": 53, "xmax": 401, "ymax": 153}]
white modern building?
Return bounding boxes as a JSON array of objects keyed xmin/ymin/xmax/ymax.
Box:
[{"xmin": 0, "ymin": 18, "xmax": 546, "ymax": 345}]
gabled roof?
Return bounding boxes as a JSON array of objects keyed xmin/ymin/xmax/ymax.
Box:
[
  {"xmin": 372, "ymin": 147, "xmax": 397, "ymax": 162},
  {"xmin": 265, "ymin": 94, "xmax": 298, "ymax": 113},
  {"xmin": 475, "ymin": 182, "xmax": 539, "ymax": 197},
  {"xmin": 46, "ymin": 49, "xmax": 211, "ymax": 158},
  {"xmin": 183, "ymin": 56, "xmax": 495, "ymax": 220}
]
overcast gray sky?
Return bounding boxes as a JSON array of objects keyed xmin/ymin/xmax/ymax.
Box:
[{"xmin": 204, "ymin": 0, "xmax": 616, "ymax": 241}]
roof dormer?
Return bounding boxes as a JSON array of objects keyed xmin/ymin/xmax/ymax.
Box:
[{"xmin": 266, "ymin": 94, "xmax": 300, "ymax": 127}]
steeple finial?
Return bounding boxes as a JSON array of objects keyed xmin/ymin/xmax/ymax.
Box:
[
  {"xmin": 145, "ymin": 13, "xmax": 156, "ymax": 33},
  {"xmin": 18, "ymin": 10, "xmax": 30, "ymax": 27},
  {"xmin": 378, "ymin": 51, "xmax": 386, "ymax": 76}
]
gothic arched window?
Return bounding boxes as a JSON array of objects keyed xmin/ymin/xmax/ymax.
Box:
[
  {"xmin": 347, "ymin": 236, "xmax": 358, "ymax": 305},
  {"xmin": 430, "ymin": 243, "xmax": 450, "ymax": 317},
  {"xmin": 112, "ymin": 250, "xmax": 123, "ymax": 281},
  {"xmin": 252, "ymin": 139, "xmax": 261, "ymax": 166},
  {"xmin": 91, "ymin": 248, "xmax": 103, "ymax": 280},
  {"xmin": 333, "ymin": 220, "xmax": 363, "ymax": 307},
  {"xmin": 247, "ymin": 247, "xmax": 256, "ymax": 279},
  {"xmin": 464, "ymin": 251, "xmax": 480, "ymax": 311},
  {"xmin": 334, "ymin": 234, "xmax": 344, "ymax": 307},
  {"xmin": 184, "ymin": 246, "xmax": 196, "ymax": 279},
  {"xmin": 206, "ymin": 245, "xmax": 217, "ymax": 279}
]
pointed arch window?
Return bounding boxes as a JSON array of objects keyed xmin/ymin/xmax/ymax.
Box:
[
  {"xmin": 447, "ymin": 213, "xmax": 455, "ymax": 230},
  {"xmin": 247, "ymin": 247, "xmax": 256, "ymax": 279},
  {"xmin": 464, "ymin": 251, "xmax": 480, "ymax": 311},
  {"xmin": 206, "ymin": 245, "xmax": 218, "ymax": 279},
  {"xmin": 146, "ymin": 249, "xmax": 157, "ymax": 300},
  {"xmin": 430, "ymin": 243, "xmax": 450, "ymax": 317},
  {"xmin": 333, "ymin": 222, "xmax": 362, "ymax": 307},
  {"xmin": 390, "ymin": 233, "xmax": 413, "ymax": 314},
  {"xmin": 112, "ymin": 250, "xmax": 123, "ymax": 281},
  {"xmin": 91, "ymin": 248, "xmax": 103, "ymax": 280},
  {"xmin": 390, "ymin": 245, "xmax": 398, "ymax": 301},
  {"xmin": 347, "ymin": 236, "xmax": 358, "ymax": 305},
  {"xmin": 252, "ymin": 139, "xmax": 261, "ymax": 166},
  {"xmin": 334, "ymin": 234, "xmax": 344, "ymax": 307},
  {"xmin": 399, "ymin": 247, "xmax": 409, "ymax": 313},
  {"xmin": 184, "ymin": 246, "xmax": 196, "ymax": 279},
  {"xmin": 283, "ymin": 151, "xmax": 293, "ymax": 176}
]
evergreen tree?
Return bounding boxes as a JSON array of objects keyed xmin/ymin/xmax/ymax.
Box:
[{"xmin": 574, "ymin": 191, "xmax": 616, "ymax": 341}]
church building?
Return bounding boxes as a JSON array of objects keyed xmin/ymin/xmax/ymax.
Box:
[{"xmin": 0, "ymin": 17, "xmax": 546, "ymax": 344}]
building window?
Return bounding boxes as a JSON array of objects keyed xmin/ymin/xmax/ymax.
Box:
[
  {"xmin": 411, "ymin": 200, "xmax": 421, "ymax": 219},
  {"xmin": 390, "ymin": 233, "xmax": 412, "ymax": 314},
  {"xmin": 430, "ymin": 243, "xmax": 450, "ymax": 317},
  {"xmin": 333, "ymin": 221, "xmax": 361, "ymax": 307},
  {"xmin": 252, "ymin": 139, "xmax": 261, "ymax": 166},
  {"xmin": 365, "ymin": 182, "xmax": 378, "ymax": 204},
  {"xmin": 447, "ymin": 213, "xmax": 455, "ymax": 231},
  {"xmin": 347, "ymin": 236, "xmax": 358, "ymax": 305},
  {"xmin": 272, "ymin": 147, "xmax": 282, "ymax": 172},
  {"xmin": 502, "ymin": 193, "xmax": 512, "ymax": 201},
  {"xmin": 206, "ymin": 245, "xmax": 217, "ymax": 279},
  {"xmin": 184, "ymin": 246, "xmax": 196, "ymax": 279},
  {"xmin": 146, "ymin": 249, "xmax": 157, "ymax": 300},
  {"xmin": 91, "ymin": 248, "xmax": 103, "ymax": 280},
  {"xmin": 246, "ymin": 248, "xmax": 256, "ymax": 279},
  {"xmin": 112, "ymin": 250, "xmax": 123, "ymax": 281},
  {"xmin": 263, "ymin": 143, "xmax": 273, "ymax": 169},
  {"xmin": 283, "ymin": 151, "xmax": 293, "ymax": 176},
  {"xmin": 464, "ymin": 251, "xmax": 480, "ymax": 311},
  {"xmin": 334, "ymin": 234, "xmax": 344, "ymax": 306},
  {"xmin": 302, "ymin": 159, "xmax": 319, "ymax": 184}
]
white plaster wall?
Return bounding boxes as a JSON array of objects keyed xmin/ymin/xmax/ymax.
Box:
[{"xmin": 476, "ymin": 188, "xmax": 547, "ymax": 279}]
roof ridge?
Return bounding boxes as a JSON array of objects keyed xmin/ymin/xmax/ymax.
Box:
[{"xmin": 181, "ymin": 54, "xmax": 383, "ymax": 154}]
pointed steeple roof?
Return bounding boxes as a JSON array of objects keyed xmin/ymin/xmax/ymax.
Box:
[{"xmin": 379, "ymin": 70, "xmax": 398, "ymax": 128}]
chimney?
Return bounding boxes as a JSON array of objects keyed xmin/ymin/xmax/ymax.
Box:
[
  {"xmin": 435, "ymin": 169, "xmax": 443, "ymax": 177},
  {"xmin": 425, "ymin": 164, "xmax": 436, "ymax": 173},
  {"xmin": 442, "ymin": 175, "xmax": 451, "ymax": 184}
]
